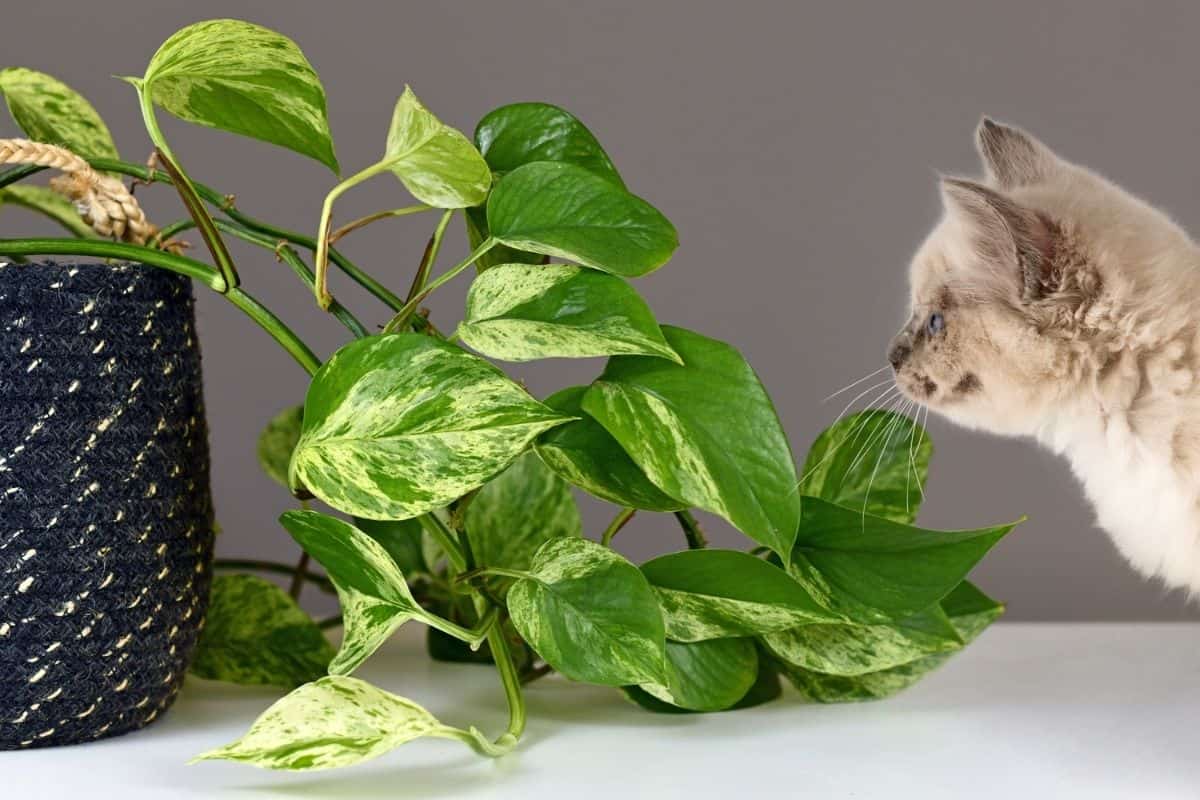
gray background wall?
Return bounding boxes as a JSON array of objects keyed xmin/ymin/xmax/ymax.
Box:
[{"xmin": 2, "ymin": 0, "xmax": 1197, "ymax": 620}]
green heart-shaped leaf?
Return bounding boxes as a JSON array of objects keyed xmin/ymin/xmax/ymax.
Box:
[
  {"xmin": 383, "ymin": 87, "xmax": 491, "ymax": 208},
  {"xmin": 189, "ymin": 574, "xmax": 334, "ymax": 689},
  {"xmin": 780, "ymin": 581, "xmax": 1005, "ymax": 703},
  {"xmin": 507, "ymin": 537, "xmax": 668, "ymax": 686},
  {"xmin": 280, "ymin": 510, "xmax": 422, "ymax": 676},
  {"xmin": 582, "ymin": 326, "xmax": 801, "ymax": 558},
  {"xmin": 623, "ymin": 643, "xmax": 782, "ymax": 714},
  {"xmin": 289, "ymin": 334, "xmax": 570, "ymax": 520},
  {"xmin": 465, "ymin": 451, "xmax": 581, "ymax": 572},
  {"xmin": 458, "ymin": 263, "xmax": 680, "ymax": 362},
  {"xmin": 762, "ymin": 604, "xmax": 963, "ymax": 677},
  {"xmin": 256, "ymin": 405, "xmax": 303, "ymax": 488},
  {"xmin": 486, "ymin": 161, "xmax": 678, "ymax": 277},
  {"xmin": 640, "ymin": 549, "xmax": 839, "ymax": 642},
  {"xmin": 193, "ymin": 675, "xmax": 458, "ymax": 770},
  {"xmin": 800, "ymin": 410, "xmax": 932, "ymax": 524},
  {"xmin": 353, "ymin": 517, "xmax": 427, "ymax": 577},
  {"xmin": 790, "ymin": 497, "xmax": 1019, "ymax": 622},
  {"xmin": 474, "ymin": 102, "xmax": 623, "ymax": 187},
  {"xmin": 0, "ymin": 185, "xmax": 95, "ymax": 239},
  {"xmin": 139, "ymin": 19, "xmax": 338, "ymax": 171},
  {"xmin": 637, "ymin": 638, "xmax": 759, "ymax": 712},
  {"xmin": 534, "ymin": 387, "xmax": 684, "ymax": 512},
  {"xmin": 0, "ymin": 68, "xmax": 118, "ymax": 159}
]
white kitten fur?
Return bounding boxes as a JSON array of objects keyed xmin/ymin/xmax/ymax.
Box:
[{"xmin": 891, "ymin": 118, "xmax": 1200, "ymax": 594}]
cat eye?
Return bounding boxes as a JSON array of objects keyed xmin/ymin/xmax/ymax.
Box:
[{"xmin": 926, "ymin": 311, "xmax": 945, "ymax": 336}]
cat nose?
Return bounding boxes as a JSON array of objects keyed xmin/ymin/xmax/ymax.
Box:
[{"xmin": 887, "ymin": 339, "xmax": 911, "ymax": 369}]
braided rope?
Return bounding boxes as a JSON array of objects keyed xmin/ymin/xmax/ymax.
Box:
[{"xmin": 0, "ymin": 139, "xmax": 184, "ymax": 253}]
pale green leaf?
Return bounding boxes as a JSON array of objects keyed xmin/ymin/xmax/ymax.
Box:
[
  {"xmin": 279, "ymin": 511, "xmax": 422, "ymax": 676},
  {"xmin": 800, "ymin": 410, "xmax": 932, "ymax": 524},
  {"xmin": 465, "ymin": 451, "xmax": 581, "ymax": 572},
  {"xmin": 193, "ymin": 675, "xmax": 458, "ymax": 770},
  {"xmin": 458, "ymin": 263, "xmax": 680, "ymax": 362},
  {"xmin": 140, "ymin": 19, "xmax": 338, "ymax": 171},
  {"xmin": 0, "ymin": 67, "xmax": 118, "ymax": 159},
  {"xmin": 0, "ymin": 185, "xmax": 94, "ymax": 238},
  {"xmin": 582, "ymin": 326, "xmax": 801, "ymax": 558},
  {"xmin": 535, "ymin": 387, "xmax": 684, "ymax": 512},
  {"xmin": 507, "ymin": 537, "xmax": 668, "ymax": 686},
  {"xmin": 789, "ymin": 497, "xmax": 1019, "ymax": 622},
  {"xmin": 289, "ymin": 334, "xmax": 570, "ymax": 520},
  {"xmin": 638, "ymin": 638, "xmax": 758, "ymax": 712},
  {"xmin": 640, "ymin": 549, "xmax": 840, "ymax": 642},
  {"xmin": 384, "ymin": 87, "xmax": 490, "ymax": 208},
  {"xmin": 256, "ymin": 405, "xmax": 302, "ymax": 488},
  {"xmin": 190, "ymin": 574, "xmax": 334, "ymax": 689},
  {"xmin": 487, "ymin": 161, "xmax": 678, "ymax": 278}
]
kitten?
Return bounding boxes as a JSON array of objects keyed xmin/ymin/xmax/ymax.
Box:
[{"xmin": 890, "ymin": 118, "xmax": 1200, "ymax": 594}]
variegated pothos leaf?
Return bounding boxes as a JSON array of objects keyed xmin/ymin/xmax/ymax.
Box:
[
  {"xmin": 289, "ymin": 334, "xmax": 571, "ymax": 520},
  {"xmin": 0, "ymin": 67, "xmax": 118, "ymax": 159},
  {"xmin": 384, "ymin": 86, "xmax": 491, "ymax": 208}
]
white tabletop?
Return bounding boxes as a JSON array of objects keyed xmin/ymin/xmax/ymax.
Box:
[{"xmin": 4, "ymin": 623, "xmax": 1197, "ymax": 799}]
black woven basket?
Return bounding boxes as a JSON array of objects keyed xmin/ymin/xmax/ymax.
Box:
[{"xmin": 0, "ymin": 260, "xmax": 214, "ymax": 749}]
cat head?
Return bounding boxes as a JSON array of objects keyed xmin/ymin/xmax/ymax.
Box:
[{"xmin": 889, "ymin": 118, "xmax": 1172, "ymax": 436}]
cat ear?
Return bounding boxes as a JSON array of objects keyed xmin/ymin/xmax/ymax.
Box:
[
  {"xmin": 941, "ymin": 177, "xmax": 1056, "ymax": 302},
  {"xmin": 975, "ymin": 117, "xmax": 1059, "ymax": 189}
]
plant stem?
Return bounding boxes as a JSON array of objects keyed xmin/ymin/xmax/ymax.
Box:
[
  {"xmin": 384, "ymin": 238, "xmax": 496, "ymax": 333},
  {"xmin": 156, "ymin": 218, "xmax": 196, "ymax": 241},
  {"xmin": 420, "ymin": 606, "xmax": 498, "ymax": 649},
  {"xmin": 314, "ymin": 161, "xmax": 389, "ymax": 309},
  {"xmin": 317, "ymin": 615, "xmax": 343, "ymax": 630},
  {"xmin": 328, "ymin": 204, "xmax": 431, "ymax": 245},
  {"xmin": 288, "ymin": 552, "xmax": 311, "ymax": 600},
  {"xmin": 675, "ymin": 509, "xmax": 709, "ymax": 549},
  {"xmin": 601, "ymin": 508, "xmax": 637, "ymax": 547},
  {"xmin": 487, "ymin": 625, "xmax": 527, "ymax": 742},
  {"xmin": 0, "ymin": 165, "xmax": 43, "ymax": 189},
  {"xmin": 214, "ymin": 558, "xmax": 334, "ymax": 592},
  {"xmin": 454, "ymin": 566, "xmax": 532, "ymax": 584},
  {"xmin": 384, "ymin": 209, "xmax": 455, "ymax": 334},
  {"xmin": 418, "ymin": 512, "xmax": 467, "ymax": 573},
  {"xmin": 224, "ymin": 287, "xmax": 322, "ymax": 375}
]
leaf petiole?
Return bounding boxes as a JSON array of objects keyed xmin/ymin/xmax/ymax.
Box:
[
  {"xmin": 328, "ymin": 203, "xmax": 432, "ymax": 245},
  {"xmin": 384, "ymin": 237, "xmax": 496, "ymax": 332},
  {"xmin": 419, "ymin": 606, "xmax": 499, "ymax": 650},
  {"xmin": 601, "ymin": 507, "xmax": 636, "ymax": 546},
  {"xmin": 313, "ymin": 160, "xmax": 389, "ymax": 309}
]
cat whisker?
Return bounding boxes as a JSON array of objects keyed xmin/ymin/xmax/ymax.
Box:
[
  {"xmin": 843, "ymin": 394, "xmax": 908, "ymax": 478},
  {"xmin": 908, "ymin": 403, "xmax": 928, "ymax": 505},
  {"xmin": 821, "ymin": 365, "xmax": 891, "ymax": 403},
  {"xmin": 793, "ymin": 382, "xmax": 902, "ymax": 493},
  {"xmin": 861, "ymin": 399, "xmax": 913, "ymax": 528}
]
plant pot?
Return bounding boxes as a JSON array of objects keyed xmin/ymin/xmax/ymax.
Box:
[{"xmin": 0, "ymin": 260, "xmax": 214, "ymax": 749}]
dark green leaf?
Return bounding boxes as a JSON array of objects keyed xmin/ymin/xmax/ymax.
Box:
[
  {"xmin": 289, "ymin": 334, "xmax": 570, "ymax": 520},
  {"xmin": 459, "ymin": 263, "xmax": 680, "ymax": 362},
  {"xmin": 623, "ymin": 644, "xmax": 782, "ymax": 714},
  {"xmin": 780, "ymin": 581, "xmax": 1005, "ymax": 702},
  {"xmin": 507, "ymin": 537, "xmax": 667, "ymax": 686},
  {"xmin": 466, "ymin": 451, "xmax": 581, "ymax": 571},
  {"xmin": 464, "ymin": 204, "xmax": 543, "ymax": 271},
  {"xmin": 789, "ymin": 497, "xmax": 1019, "ymax": 622},
  {"xmin": 583, "ymin": 326, "xmax": 801, "ymax": 558},
  {"xmin": 641, "ymin": 549, "xmax": 839, "ymax": 641},
  {"xmin": 139, "ymin": 19, "xmax": 338, "ymax": 171},
  {"xmin": 0, "ymin": 185, "xmax": 95, "ymax": 238},
  {"xmin": 474, "ymin": 102, "xmax": 624, "ymax": 187},
  {"xmin": 256, "ymin": 405, "xmax": 303, "ymax": 488},
  {"xmin": 279, "ymin": 511, "xmax": 422, "ymax": 676},
  {"xmin": 383, "ymin": 87, "xmax": 490, "ymax": 208},
  {"xmin": 190, "ymin": 574, "xmax": 334, "ymax": 689},
  {"xmin": 0, "ymin": 67, "xmax": 118, "ymax": 159},
  {"xmin": 353, "ymin": 517, "xmax": 426, "ymax": 576},
  {"xmin": 638, "ymin": 638, "xmax": 758, "ymax": 712},
  {"xmin": 800, "ymin": 410, "xmax": 932, "ymax": 524},
  {"xmin": 486, "ymin": 161, "xmax": 677, "ymax": 278},
  {"xmin": 535, "ymin": 387, "xmax": 684, "ymax": 512}
]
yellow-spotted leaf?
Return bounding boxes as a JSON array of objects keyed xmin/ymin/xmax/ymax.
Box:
[
  {"xmin": 486, "ymin": 161, "xmax": 678, "ymax": 278},
  {"xmin": 288, "ymin": 334, "xmax": 570, "ymax": 520},
  {"xmin": 190, "ymin": 575, "xmax": 334, "ymax": 689},
  {"xmin": 640, "ymin": 549, "xmax": 840, "ymax": 642},
  {"xmin": 0, "ymin": 185, "xmax": 95, "ymax": 238},
  {"xmin": 280, "ymin": 510, "xmax": 423, "ymax": 676},
  {"xmin": 0, "ymin": 68, "xmax": 118, "ymax": 159},
  {"xmin": 193, "ymin": 676, "xmax": 459, "ymax": 770},
  {"xmin": 507, "ymin": 537, "xmax": 668, "ymax": 686},
  {"xmin": 458, "ymin": 263, "xmax": 680, "ymax": 363},
  {"xmin": 582, "ymin": 326, "xmax": 801, "ymax": 558},
  {"xmin": 781, "ymin": 581, "xmax": 1005, "ymax": 702},
  {"xmin": 465, "ymin": 451, "xmax": 581, "ymax": 572},
  {"xmin": 138, "ymin": 19, "xmax": 338, "ymax": 171},
  {"xmin": 383, "ymin": 87, "xmax": 491, "ymax": 208},
  {"xmin": 535, "ymin": 387, "xmax": 684, "ymax": 512},
  {"xmin": 256, "ymin": 405, "xmax": 303, "ymax": 488}
]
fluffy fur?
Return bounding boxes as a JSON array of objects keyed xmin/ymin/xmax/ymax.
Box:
[{"xmin": 891, "ymin": 118, "xmax": 1200, "ymax": 593}]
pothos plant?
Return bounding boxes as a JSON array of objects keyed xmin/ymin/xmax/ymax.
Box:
[{"xmin": 0, "ymin": 19, "xmax": 1020, "ymax": 771}]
